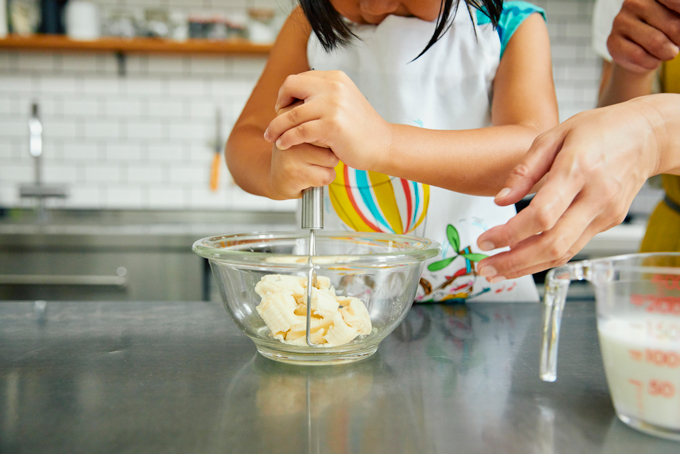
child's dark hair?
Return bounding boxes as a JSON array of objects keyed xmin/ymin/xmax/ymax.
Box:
[{"xmin": 299, "ymin": 0, "xmax": 503, "ymax": 60}]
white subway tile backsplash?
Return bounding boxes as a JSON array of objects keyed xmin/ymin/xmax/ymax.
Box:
[
  {"xmin": 84, "ymin": 120, "xmax": 121, "ymax": 139},
  {"xmin": 147, "ymin": 143, "xmax": 186, "ymax": 162},
  {"xmin": 167, "ymin": 121, "xmax": 208, "ymax": 141},
  {"xmin": 188, "ymin": 57, "xmax": 230, "ymax": 76},
  {"xmin": 0, "ymin": 118, "xmax": 29, "ymax": 138},
  {"xmin": 81, "ymin": 77, "xmax": 122, "ymax": 95},
  {"xmin": 0, "ymin": 184, "xmax": 18, "ymax": 206},
  {"xmin": 148, "ymin": 187, "xmax": 187, "ymax": 208},
  {"xmin": 210, "ymin": 78, "xmax": 257, "ymax": 97},
  {"xmin": 146, "ymin": 56, "xmax": 188, "ymax": 75},
  {"xmin": 127, "ymin": 164, "xmax": 165, "ymax": 183},
  {"xmin": 0, "ymin": 0, "xmax": 601, "ymax": 212},
  {"xmin": 105, "ymin": 142, "xmax": 144, "ymax": 161},
  {"xmin": 38, "ymin": 77, "xmax": 78, "ymax": 95},
  {"xmin": 67, "ymin": 185, "xmax": 104, "ymax": 207},
  {"xmin": 0, "ymin": 76, "xmax": 35, "ymax": 93},
  {"xmin": 126, "ymin": 121, "xmax": 164, "ymax": 140},
  {"xmin": 188, "ymin": 187, "xmax": 231, "ymax": 209},
  {"xmin": 106, "ymin": 186, "xmax": 146, "ymax": 208},
  {"xmin": 124, "ymin": 78, "xmax": 165, "ymax": 96},
  {"xmin": 169, "ymin": 164, "xmax": 209, "ymax": 183},
  {"xmin": 166, "ymin": 79, "xmax": 209, "ymax": 97},
  {"xmin": 0, "ymin": 162, "xmax": 33, "ymax": 183},
  {"xmin": 63, "ymin": 99, "xmax": 101, "ymax": 116},
  {"xmin": 17, "ymin": 53, "xmax": 57, "ymax": 72},
  {"xmin": 62, "ymin": 142, "xmax": 100, "ymax": 162},
  {"xmin": 84, "ymin": 164, "xmax": 124, "ymax": 183},
  {"xmin": 42, "ymin": 163, "xmax": 79, "ymax": 183},
  {"xmin": 105, "ymin": 98, "xmax": 143, "ymax": 117},
  {"xmin": 146, "ymin": 99, "xmax": 185, "ymax": 118},
  {"xmin": 60, "ymin": 54, "xmax": 101, "ymax": 73}
]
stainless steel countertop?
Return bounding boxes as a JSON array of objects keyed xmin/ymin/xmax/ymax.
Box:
[{"xmin": 0, "ymin": 300, "xmax": 677, "ymax": 453}]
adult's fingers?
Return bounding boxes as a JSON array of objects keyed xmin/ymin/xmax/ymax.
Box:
[
  {"xmin": 493, "ymin": 127, "xmax": 567, "ymax": 207},
  {"xmin": 489, "ymin": 222, "xmax": 604, "ymax": 280},
  {"xmin": 630, "ymin": 0, "xmax": 680, "ymax": 48},
  {"xmin": 478, "ymin": 194, "xmax": 602, "ymax": 280},
  {"xmin": 478, "ymin": 144, "xmax": 585, "ymax": 252},
  {"xmin": 658, "ymin": 0, "xmax": 680, "ymax": 16},
  {"xmin": 617, "ymin": 4, "xmax": 680, "ymax": 60}
]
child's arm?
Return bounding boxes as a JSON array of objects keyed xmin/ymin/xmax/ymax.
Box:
[
  {"xmin": 265, "ymin": 13, "xmax": 558, "ymax": 197},
  {"xmin": 225, "ymin": 8, "xmax": 338, "ymax": 200}
]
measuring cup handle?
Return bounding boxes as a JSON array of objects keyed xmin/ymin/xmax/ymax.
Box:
[{"xmin": 540, "ymin": 261, "xmax": 590, "ymax": 382}]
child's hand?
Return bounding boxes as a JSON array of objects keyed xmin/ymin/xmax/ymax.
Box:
[
  {"xmin": 269, "ymin": 142, "xmax": 339, "ymax": 199},
  {"xmin": 263, "ymin": 70, "xmax": 393, "ymax": 171}
]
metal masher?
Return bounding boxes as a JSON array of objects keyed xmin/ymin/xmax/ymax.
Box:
[{"xmin": 301, "ymin": 186, "xmax": 323, "ymax": 346}]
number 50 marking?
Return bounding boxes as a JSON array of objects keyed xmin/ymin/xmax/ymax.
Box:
[{"xmin": 648, "ymin": 380, "xmax": 676, "ymax": 398}]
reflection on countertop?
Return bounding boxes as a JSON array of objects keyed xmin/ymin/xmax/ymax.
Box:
[{"xmin": 1, "ymin": 300, "xmax": 678, "ymax": 453}]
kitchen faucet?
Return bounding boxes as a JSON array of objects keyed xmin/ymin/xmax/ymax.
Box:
[{"xmin": 19, "ymin": 102, "xmax": 68, "ymax": 222}]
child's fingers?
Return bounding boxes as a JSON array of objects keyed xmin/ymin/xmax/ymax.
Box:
[
  {"xmin": 265, "ymin": 102, "xmax": 323, "ymax": 144},
  {"xmin": 274, "ymin": 119, "xmax": 329, "ymax": 151},
  {"xmin": 274, "ymin": 71, "xmax": 323, "ymax": 112},
  {"xmin": 493, "ymin": 127, "xmax": 567, "ymax": 207},
  {"xmin": 292, "ymin": 143, "xmax": 339, "ymax": 168}
]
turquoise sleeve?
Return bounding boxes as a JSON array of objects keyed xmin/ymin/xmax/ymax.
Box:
[{"xmin": 475, "ymin": 1, "xmax": 547, "ymax": 58}]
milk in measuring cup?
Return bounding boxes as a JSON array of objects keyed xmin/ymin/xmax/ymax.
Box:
[{"xmin": 598, "ymin": 316, "xmax": 680, "ymax": 429}]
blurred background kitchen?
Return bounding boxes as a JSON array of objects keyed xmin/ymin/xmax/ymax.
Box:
[{"xmin": 0, "ymin": 0, "xmax": 665, "ymax": 302}]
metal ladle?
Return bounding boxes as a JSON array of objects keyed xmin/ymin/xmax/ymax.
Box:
[{"xmin": 301, "ymin": 186, "xmax": 323, "ymax": 347}]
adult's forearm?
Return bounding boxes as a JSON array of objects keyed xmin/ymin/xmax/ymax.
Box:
[
  {"xmin": 377, "ymin": 123, "xmax": 543, "ymax": 196},
  {"xmin": 639, "ymin": 93, "xmax": 680, "ymax": 175},
  {"xmin": 598, "ymin": 62, "xmax": 656, "ymax": 107}
]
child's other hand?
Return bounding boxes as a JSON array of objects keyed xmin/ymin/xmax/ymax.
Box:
[
  {"xmin": 263, "ymin": 70, "xmax": 393, "ymax": 171},
  {"xmin": 269, "ymin": 142, "xmax": 339, "ymax": 199}
]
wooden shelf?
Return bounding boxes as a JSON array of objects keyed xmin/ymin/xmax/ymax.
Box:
[{"xmin": 0, "ymin": 34, "xmax": 273, "ymax": 55}]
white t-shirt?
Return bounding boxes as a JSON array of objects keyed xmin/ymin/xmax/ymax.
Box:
[
  {"xmin": 591, "ymin": 0, "xmax": 625, "ymax": 60},
  {"xmin": 306, "ymin": 3, "xmax": 545, "ymax": 303}
]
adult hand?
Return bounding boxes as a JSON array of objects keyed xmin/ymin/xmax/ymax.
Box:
[
  {"xmin": 263, "ymin": 70, "xmax": 393, "ymax": 171},
  {"xmin": 607, "ymin": 0, "xmax": 680, "ymax": 73},
  {"xmin": 475, "ymin": 99, "xmax": 663, "ymax": 282}
]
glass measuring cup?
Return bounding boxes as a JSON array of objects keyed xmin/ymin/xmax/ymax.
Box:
[{"xmin": 541, "ymin": 252, "xmax": 680, "ymax": 441}]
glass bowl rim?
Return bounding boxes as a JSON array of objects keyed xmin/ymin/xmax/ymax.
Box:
[{"xmin": 192, "ymin": 230, "xmax": 441, "ymax": 267}]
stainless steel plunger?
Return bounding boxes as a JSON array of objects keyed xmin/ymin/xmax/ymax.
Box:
[{"xmin": 301, "ymin": 186, "xmax": 324, "ymax": 346}]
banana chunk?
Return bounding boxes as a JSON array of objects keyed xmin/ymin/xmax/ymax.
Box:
[
  {"xmin": 339, "ymin": 297, "xmax": 373, "ymax": 335},
  {"xmin": 256, "ymin": 292, "xmax": 304, "ymax": 334},
  {"xmin": 255, "ymin": 274, "xmax": 305, "ymax": 299},
  {"xmin": 255, "ymin": 274, "xmax": 371, "ymax": 347},
  {"xmin": 304, "ymin": 288, "xmax": 340, "ymax": 318},
  {"xmin": 324, "ymin": 312, "xmax": 358, "ymax": 345}
]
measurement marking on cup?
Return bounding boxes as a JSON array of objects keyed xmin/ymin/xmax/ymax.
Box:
[
  {"xmin": 649, "ymin": 380, "xmax": 676, "ymax": 398},
  {"xmin": 631, "ymin": 294, "xmax": 680, "ymax": 315},
  {"xmin": 628, "ymin": 379, "xmax": 645, "ymax": 417},
  {"xmin": 629, "ymin": 349, "xmax": 680, "ymax": 368},
  {"xmin": 652, "ymin": 274, "xmax": 680, "ymax": 291}
]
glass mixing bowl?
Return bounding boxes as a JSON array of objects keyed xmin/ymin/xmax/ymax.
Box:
[{"xmin": 193, "ymin": 231, "xmax": 440, "ymax": 365}]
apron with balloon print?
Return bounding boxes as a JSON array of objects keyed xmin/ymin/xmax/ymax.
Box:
[{"xmin": 309, "ymin": 5, "xmax": 542, "ymax": 302}]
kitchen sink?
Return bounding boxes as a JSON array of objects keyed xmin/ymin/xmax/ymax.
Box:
[{"xmin": 0, "ymin": 208, "xmax": 297, "ymax": 302}]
